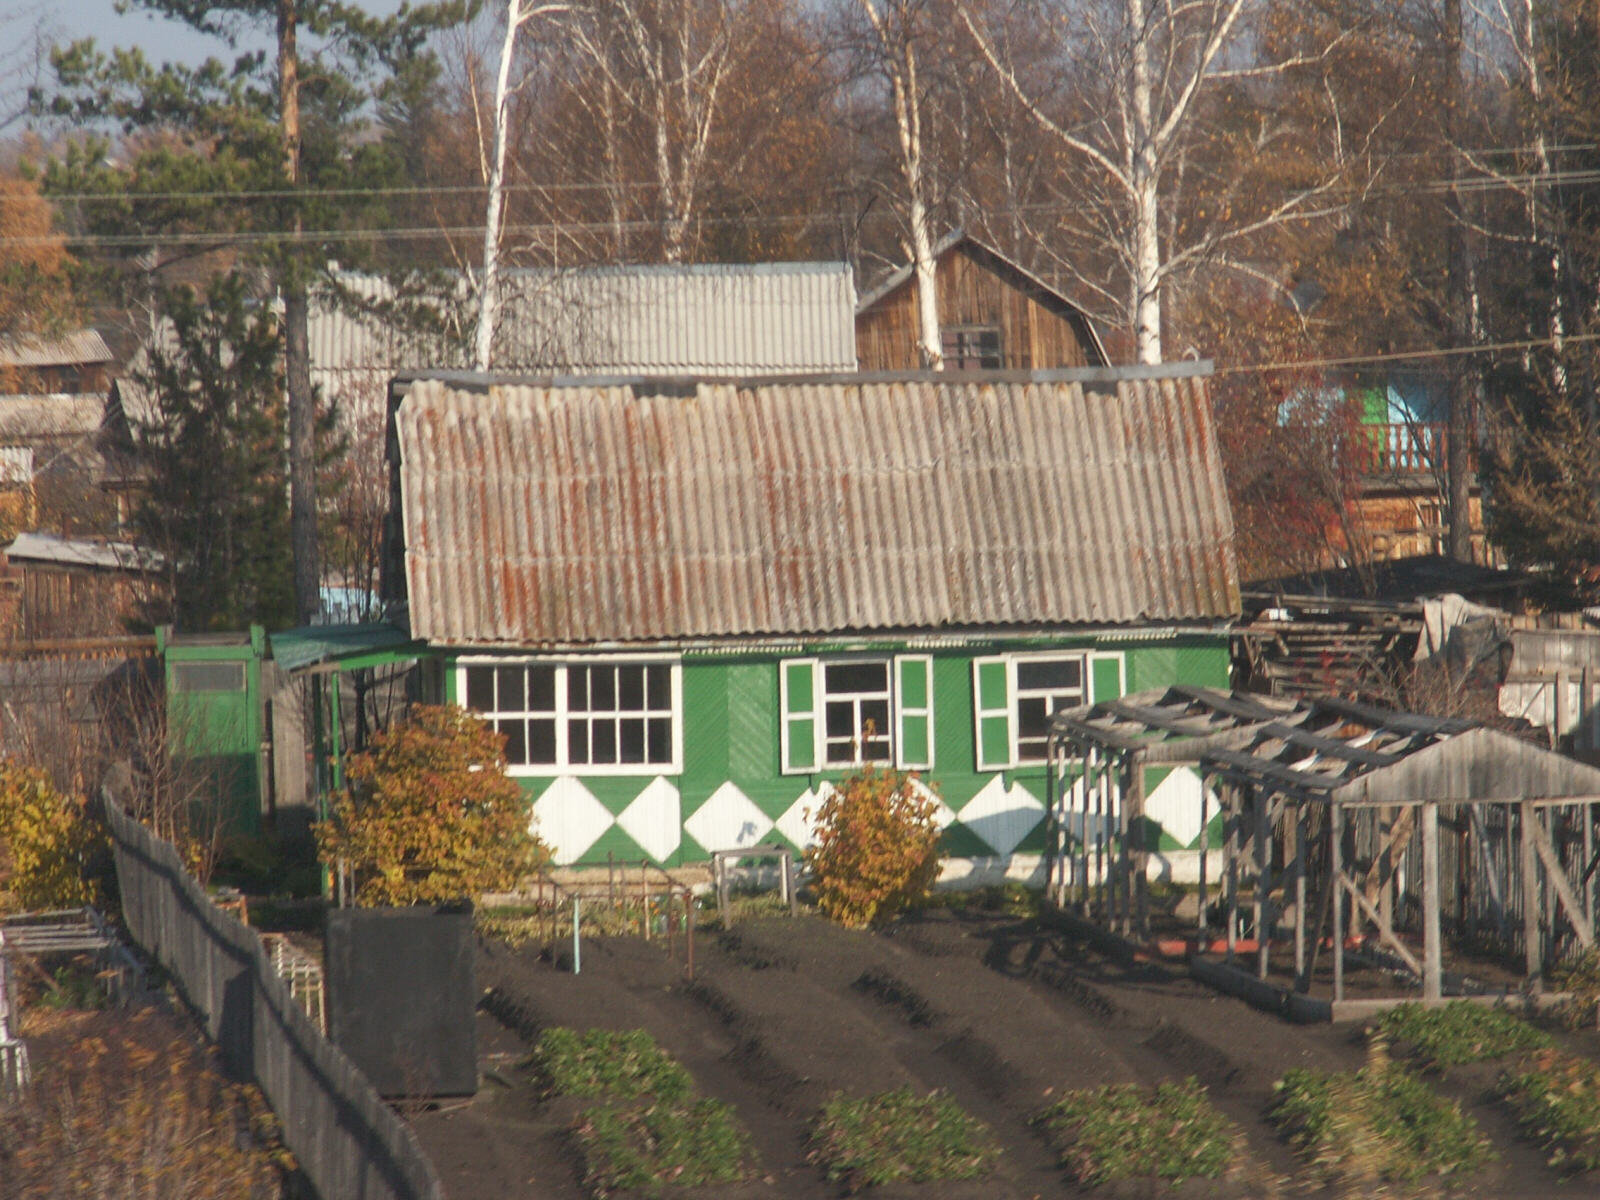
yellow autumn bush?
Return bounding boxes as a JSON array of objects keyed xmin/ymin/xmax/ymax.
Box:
[
  {"xmin": 805, "ymin": 765, "xmax": 943, "ymax": 928},
  {"xmin": 316, "ymin": 704, "xmax": 547, "ymax": 906},
  {"xmin": 0, "ymin": 761, "xmax": 104, "ymax": 913}
]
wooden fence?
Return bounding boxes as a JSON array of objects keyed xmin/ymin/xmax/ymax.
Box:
[{"xmin": 104, "ymin": 793, "xmax": 444, "ymax": 1200}]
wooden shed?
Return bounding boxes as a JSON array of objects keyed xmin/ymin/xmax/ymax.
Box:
[
  {"xmin": 1049, "ymin": 688, "xmax": 1600, "ymax": 1018},
  {"xmin": 855, "ymin": 233, "xmax": 1109, "ymax": 372}
]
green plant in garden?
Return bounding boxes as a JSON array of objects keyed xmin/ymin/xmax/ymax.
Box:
[
  {"xmin": 315, "ymin": 704, "xmax": 547, "ymax": 905},
  {"xmin": 1033, "ymin": 1077, "xmax": 1234, "ymax": 1183},
  {"xmin": 1270, "ymin": 1039, "xmax": 1492, "ymax": 1185},
  {"xmin": 1554, "ymin": 949, "xmax": 1600, "ymax": 1029},
  {"xmin": 805, "ymin": 765, "xmax": 943, "ymax": 928},
  {"xmin": 533, "ymin": 1027, "xmax": 755, "ymax": 1197},
  {"xmin": 809, "ymin": 1087, "xmax": 1000, "ymax": 1191},
  {"xmin": 532, "ymin": 1028, "xmax": 692, "ymax": 1103},
  {"xmin": 1500, "ymin": 1049, "xmax": 1600, "ymax": 1171},
  {"xmin": 1377, "ymin": 1001, "xmax": 1552, "ymax": 1067},
  {"xmin": 574, "ymin": 1097, "xmax": 751, "ymax": 1197}
]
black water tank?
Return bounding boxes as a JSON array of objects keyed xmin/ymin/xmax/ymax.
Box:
[{"xmin": 325, "ymin": 904, "xmax": 477, "ymax": 1097}]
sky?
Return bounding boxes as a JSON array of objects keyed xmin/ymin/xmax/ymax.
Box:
[{"xmin": 43, "ymin": 0, "xmax": 272, "ymax": 68}]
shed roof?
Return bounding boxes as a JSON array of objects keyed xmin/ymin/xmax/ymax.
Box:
[
  {"xmin": 391, "ymin": 365, "xmax": 1241, "ymax": 646},
  {"xmin": 4, "ymin": 532, "xmax": 162, "ymax": 573},
  {"xmin": 0, "ymin": 394, "xmax": 106, "ymax": 441},
  {"xmin": 1056, "ymin": 687, "xmax": 1600, "ymax": 807},
  {"xmin": 0, "ymin": 329, "xmax": 113, "ymax": 370},
  {"xmin": 313, "ymin": 262, "xmax": 858, "ymax": 392}
]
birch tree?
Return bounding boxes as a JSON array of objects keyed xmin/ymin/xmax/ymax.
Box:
[
  {"xmin": 851, "ymin": 0, "xmax": 943, "ymax": 368},
  {"xmin": 476, "ymin": 0, "xmax": 568, "ymax": 371},
  {"xmin": 558, "ymin": 0, "xmax": 758, "ymax": 263},
  {"xmin": 960, "ymin": 0, "xmax": 1354, "ymax": 363}
]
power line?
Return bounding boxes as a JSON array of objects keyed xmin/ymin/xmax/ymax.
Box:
[{"xmin": 1215, "ymin": 331, "xmax": 1600, "ymax": 376}]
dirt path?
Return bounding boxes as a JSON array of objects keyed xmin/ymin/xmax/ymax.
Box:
[{"xmin": 411, "ymin": 909, "xmax": 1577, "ymax": 1199}]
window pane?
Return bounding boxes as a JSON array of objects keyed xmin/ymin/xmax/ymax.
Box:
[
  {"xmin": 568, "ymin": 720, "xmax": 589, "ymax": 764},
  {"xmin": 527, "ymin": 666, "xmax": 557, "ymax": 712},
  {"xmin": 528, "ymin": 719, "xmax": 557, "ymax": 764},
  {"xmin": 825, "ymin": 701, "xmax": 855, "ymax": 738},
  {"xmin": 499, "ymin": 719, "xmax": 526, "ymax": 764},
  {"xmin": 862, "ymin": 737, "xmax": 891, "ymax": 762},
  {"xmin": 860, "ymin": 699, "xmax": 890, "ymax": 741},
  {"xmin": 619, "ymin": 718, "xmax": 646, "ymax": 763},
  {"xmin": 647, "ymin": 718, "xmax": 671, "ymax": 763},
  {"xmin": 593, "ymin": 667, "xmax": 617, "ymax": 711},
  {"xmin": 1017, "ymin": 658, "xmax": 1082, "ymax": 691},
  {"xmin": 1017, "ymin": 696, "xmax": 1049, "ymax": 742},
  {"xmin": 825, "ymin": 739, "xmax": 855, "ymax": 764},
  {"xmin": 646, "ymin": 665, "xmax": 669, "ymax": 710},
  {"xmin": 1017, "ymin": 736, "xmax": 1048, "ymax": 761},
  {"xmin": 592, "ymin": 720, "xmax": 617, "ymax": 763},
  {"xmin": 825, "ymin": 661, "xmax": 888, "ymax": 694},
  {"xmin": 495, "ymin": 667, "xmax": 526, "ymax": 713},
  {"xmin": 466, "ymin": 666, "xmax": 494, "ymax": 711},
  {"xmin": 569, "ymin": 667, "xmax": 589, "ymax": 710},
  {"xmin": 618, "ymin": 666, "xmax": 645, "ymax": 710}
]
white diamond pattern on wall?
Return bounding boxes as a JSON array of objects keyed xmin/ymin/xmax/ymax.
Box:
[
  {"xmin": 617, "ymin": 777, "xmax": 682, "ymax": 863},
  {"xmin": 685, "ymin": 781, "xmax": 774, "ymax": 853},
  {"xmin": 909, "ymin": 777, "xmax": 959, "ymax": 829},
  {"xmin": 1144, "ymin": 767, "xmax": 1213, "ymax": 849},
  {"xmin": 531, "ymin": 776, "xmax": 615, "ymax": 865},
  {"xmin": 775, "ymin": 782, "xmax": 833, "ymax": 850},
  {"xmin": 957, "ymin": 777, "xmax": 1045, "ymax": 857}
]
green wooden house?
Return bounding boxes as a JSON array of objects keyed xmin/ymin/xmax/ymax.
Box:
[{"xmin": 381, "ymin": 365, "xmax": 1241, "ymax": 881}]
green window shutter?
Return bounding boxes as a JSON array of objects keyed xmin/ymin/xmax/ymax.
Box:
[
  {"xmin": 780, "ymin": 658, "xmax": 820, "ymax": 774},
  {"xmin": 973, "ymin": 656, "xmax": 1012, "ymax": 771},
  {"xmin": 1090, "ymin": 652, "xmax": 1125, "ymax": 703},
  {"xmin": 894, "ymin": 655, "xmax": 933, "ymax": 770}
]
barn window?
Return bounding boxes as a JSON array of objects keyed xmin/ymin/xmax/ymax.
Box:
[
  {"xmin": 459, "ymin": 658, "xmax": 681, "ymax": 774},
  {"xmin": 941, "ymin": 325, "xmax": 1003, "ymax": 370}
]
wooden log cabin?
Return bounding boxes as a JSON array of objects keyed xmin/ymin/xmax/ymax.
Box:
[{"xmin": 856, "ymin": 233, "xmax": 1109, "ymax": 371}]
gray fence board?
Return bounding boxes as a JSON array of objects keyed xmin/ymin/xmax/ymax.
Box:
[{"xmin": 104, "ymin": 795, "xmax": 444, "ymax": 1200}]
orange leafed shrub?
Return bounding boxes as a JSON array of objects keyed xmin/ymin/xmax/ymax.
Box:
[
  {"xmin": 804, "ymin": 766, "xmax": 943, "ymax": 929},
  {"xmin": 316, "ymin": 704, "xmax": 547, "ymax": 906},
  {"xmin": 0, "ymin": 761, "xmax": 104, "ymax": 914}
]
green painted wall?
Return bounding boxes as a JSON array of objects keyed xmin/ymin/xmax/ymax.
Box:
[{"xmin": 435, "ymin": 633, "xmax": 1230, "ymax": 867}]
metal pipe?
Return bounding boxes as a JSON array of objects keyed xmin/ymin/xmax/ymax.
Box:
[{"xmin": 573, "ymin": 897, "xmax": 581, "ymax": 975}]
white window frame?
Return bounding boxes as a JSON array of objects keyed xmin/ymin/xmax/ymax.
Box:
[
  {"xmin": 456, "ymin": 654, "xmax": 683, "ymax": 776},
  {"xmin": 973, "ymin": 650, "xmax": 1127, "ymax": 770},
  {"xmin": 1011, "ymin": 652, "xmax": 1090, "ymax": 765},
  {"xmin": 819, "ymin": 657, "xmax": 896, "ymax": 768}
]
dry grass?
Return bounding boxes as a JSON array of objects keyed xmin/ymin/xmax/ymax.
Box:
[{"xmin": 1, "ymin": 1004, "xmax": 289, "ymax": 1199}]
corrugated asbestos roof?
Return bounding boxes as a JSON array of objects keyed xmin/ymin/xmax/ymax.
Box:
[
  {"xmin": 0, "ymin": 394, "xmax": 106, "ymax": 440},
  {"xmin": 312, "ymin": 263, "xmax": 857, "ymax": 398},
  {"xmin": 394, "ymin": 371, "xmax": 1241, "ymax": 646},
  {"xmin": 0, "ymin": 329, "xmax": 113, "ymax": 369}
]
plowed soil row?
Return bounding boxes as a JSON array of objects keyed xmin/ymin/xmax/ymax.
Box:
[{"xmin": 410, "ymin": 908, "xmax": 1566, "ymax": 1198}]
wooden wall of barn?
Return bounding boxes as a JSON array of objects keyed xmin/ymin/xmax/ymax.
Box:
[{"xmin": 856, "ymin": 247, "xmax": 1101, "ymax": 372}]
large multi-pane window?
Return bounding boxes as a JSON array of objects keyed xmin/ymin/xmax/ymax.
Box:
[
  {"xmin": 822, "ymin": 660, "xmax": 893, "ymax": 765},
  {"xmin": 460, "ymin": 659, "xmax": 679, "ymax": 773},
  {"xmin": 1013, "ymin": 656, "xmax": 1086, "ymax": 762}
]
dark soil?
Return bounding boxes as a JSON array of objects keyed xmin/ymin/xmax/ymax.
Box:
[{"xmin": 408, "ymin": 908, "xmax": 1581, "ymax": 1199}]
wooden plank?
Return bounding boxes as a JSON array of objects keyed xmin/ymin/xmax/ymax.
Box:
[
  {"xmin": 1341, "ymin": 875, "xmax": 1423, "ymax": 977},
  {"xmin": 1529, "ymin": 813, "xmax": 1595, "ymax": 947},
  {"xmin": 1422, "ymin": 802, "xmax": 1443, "ymax": 1002},
  {"xmin": 1523, "ymin": 802, "xmax": 1542, "ymax": 985},
  {"xmin": 1362, "ymin": 806, "xmax": 1416, "ymax": 909}
]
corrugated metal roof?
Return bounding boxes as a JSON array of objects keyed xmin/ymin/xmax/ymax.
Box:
[
  {"xmin": 0, "ymin": 394, "xmax": 106, "ymax": 440},
  {"xmin": 0, "ymin": 330, "xmax": 113, "ymax": 369},
  {"xmin": 393, "ymin": 369, "xmax": 1241, "ymax": 646},
  {"xmin": 311, "ymin": 264, "xmax": 857, "ymax": 401},
  {"xmin": 4, "ymin": 531, "xmax": 162, "ymax": 572}
]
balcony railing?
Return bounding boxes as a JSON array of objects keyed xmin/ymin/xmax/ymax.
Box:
[{"xmin": 1361, "ymin": 422, "xmax": 1450, "ymax": 475}]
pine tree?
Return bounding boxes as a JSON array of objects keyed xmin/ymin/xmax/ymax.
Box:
[{"xmin": 133, "ymin": 275, "xmax": 295, "ymax": 631}]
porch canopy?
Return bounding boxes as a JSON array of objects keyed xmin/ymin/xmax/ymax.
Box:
[{"xmin": 1049, "ymin": 688, "xmax": 1600, "ymax": 1009}]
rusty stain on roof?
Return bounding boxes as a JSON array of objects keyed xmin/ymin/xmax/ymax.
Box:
[{"xmin": 392, "ymin": 372, "xmax": 1241, "ymax": 645}]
